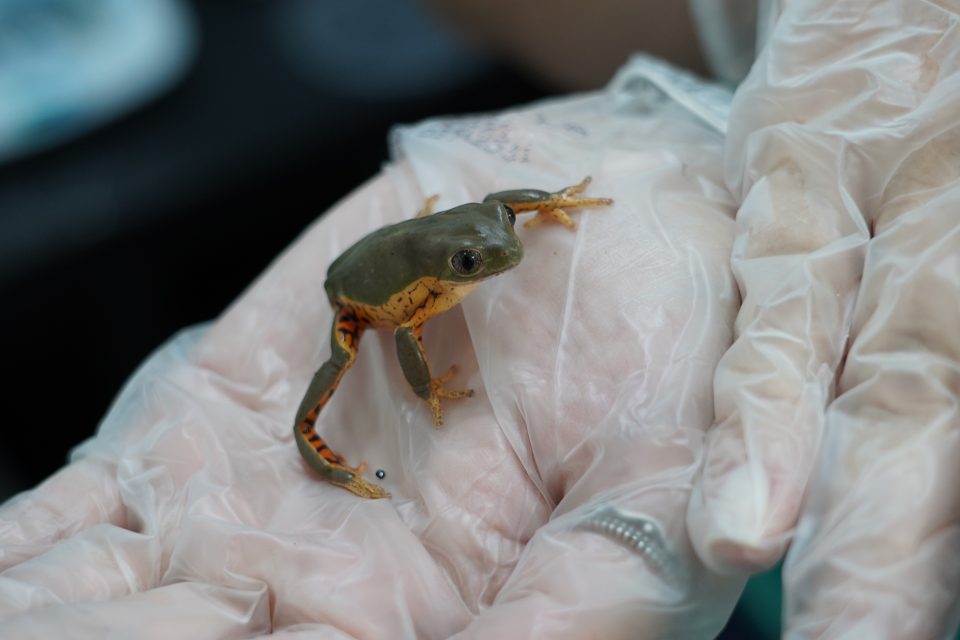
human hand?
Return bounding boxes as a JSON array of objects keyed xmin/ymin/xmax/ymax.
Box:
[
  {"xmin": 687, "ymin": 1, "xmax": 960, "ymax": 637},
  {"xmin": 0, "ymin": 60, "xmax": 742, "ymax": 638}
]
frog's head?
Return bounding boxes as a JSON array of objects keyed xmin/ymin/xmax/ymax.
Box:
[{"xmin": 428, "ymin": 200, "xmax": 524, "ymax": 284}]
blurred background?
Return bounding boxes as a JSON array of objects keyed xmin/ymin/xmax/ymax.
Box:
[{"xmin": 0, "ymin": 0, "xmax": 778, "ymax": 636}]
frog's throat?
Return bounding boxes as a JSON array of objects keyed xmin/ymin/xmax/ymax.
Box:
[{"xmin": 338, "ymin": 277, "xmax": 480, "ymax": 328}]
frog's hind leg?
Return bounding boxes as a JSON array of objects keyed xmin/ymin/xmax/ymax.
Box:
[
  {"xmin": 484, "ymin": 176, "xmax": 613, "ymax": 230},
  {"xmin": 294, "ymin": 306, "xmax": 389, "ymax": 499},
  {"xmin": 395, "ymin": 323, "xmax": 473, "ymax": 427}
]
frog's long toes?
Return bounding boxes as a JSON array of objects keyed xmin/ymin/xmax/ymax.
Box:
[
  {"xmin": 430, "ymin": 387, "xmax": 473, "ymax": 427},
  {"xmin": 331, "ymin": 462, "xmax": 390, "ymax": 499},
  {"xmin": 436, "ymin": 363, "xmax": 467, "ymax": 385},
  {"xmin": 430, "ymin": 366, "xmax": 472, "ymax": 399},
  {"xmin": 524, "ymin": 178, "xmax": 612, "ymax": 231},
  {"xmin": 436, "ymin": 387, "xmax": 474, "ymax": 399},
  {"xmin": 429, "ymin": 396, "xmax": 445, "ymax": 428},
  {"xmin": 524, "ymin": 215, "xmax": 545, "ymax": 229},
  {"xmin": 415, "ymin": 194, "xmax": 440, "ymax": 218},
  {"xmin": 344, "ymin": 477, "xmax": 391, "ymax": 499},
  {"xmin": 529, "ymin": 208, "xmax": 576, "ymax": 229},
  {"xmin": 560, "ymin": 176, "xmax": 592, "ymax": 197}
]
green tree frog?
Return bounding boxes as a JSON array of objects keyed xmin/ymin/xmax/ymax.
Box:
[{"xmin": 294, "ymin": 178, "xmax": 612, "ymax": 499}]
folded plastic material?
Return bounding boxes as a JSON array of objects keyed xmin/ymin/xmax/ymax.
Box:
[
  {"xmin": 0, "ymin": 57, "xmax": 744, "ymax": 638},
  {"xmin": 5, "ymin": 0, "xmax": 960, "ymax": 633},
  {"xmin": 685, "ymin": 1, "xmax": 960, "ymax": 637}
]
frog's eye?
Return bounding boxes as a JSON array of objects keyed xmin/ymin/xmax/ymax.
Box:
[
  {"xmin": 504, "ymin": 205, "xmax": 516, "ymax": 226},
  {"xmin": 451, "ymin": 249, "xmax": 483, "ymax": 275}
]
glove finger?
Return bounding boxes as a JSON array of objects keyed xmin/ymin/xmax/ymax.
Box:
[
  {"xmin": 0, "ymin": 581, "xmax": 270, "ymax": 639},
  {"xmin": 160, "ymin": 499, "xmax": 472, "ymax": 638},
  {"xmin": 688, "ymin": 0, "xmax": 958, "ymax": 573},
  {"xmin": 783, "ymin": 127, "xmax": 960, "ymax": 639},
  {"xmin": 0, "ymin": 459, "xmax": 123, "ymax": 572},
  {"xmin": 0, "ymin": 523, "xmax": 158, "ymax": 616}
]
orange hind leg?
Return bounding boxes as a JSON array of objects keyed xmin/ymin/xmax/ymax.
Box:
[{"xmin": 294, "ymin": 306, "xmax": 389, "ymax": 499}]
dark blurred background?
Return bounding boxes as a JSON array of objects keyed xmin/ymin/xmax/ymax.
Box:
[
  {"xmin": 0, "ymin": 0, "xmax": 777, "ymax": 636},
  {"xmin": 0, "ymin": 0, "xmax": 547, "ymax": 500}
]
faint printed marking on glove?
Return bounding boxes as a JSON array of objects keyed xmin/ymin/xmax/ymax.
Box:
[{"xmin": 415, "ymin": 116, "xmax": 531, "ymax": 163}]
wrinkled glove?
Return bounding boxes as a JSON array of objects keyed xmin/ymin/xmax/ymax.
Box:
[
  {"xmin": 687, "ymin": 1, "xmax": 960, "ymax": 638},
  {"xmin": 0, "ymin": 59, "xmax": 743, "ymax": 638}
]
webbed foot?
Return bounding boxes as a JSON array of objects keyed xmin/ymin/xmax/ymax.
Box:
[
  {"xmin": 328, "ymin": 461, "xmax": 391, "ymax": 499},
  {"xmin": 415, "ymin": 194, "xmax": 441, "ymax": 218},
  {"xmin": 522, "ymin": 176, "xmax": 613, "ymax": 230},
  {"xmin": 427, "ymin": 364, "xmax": 474, "ymax": 427}
]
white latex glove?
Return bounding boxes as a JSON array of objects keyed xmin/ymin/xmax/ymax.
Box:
[
  {"xmin": 687, "ymin": 0, "xmax": 960, "ymax": 637},
  {"xmin": 0, "ymin": 59, "xmax": 741, "ymax": 638}
]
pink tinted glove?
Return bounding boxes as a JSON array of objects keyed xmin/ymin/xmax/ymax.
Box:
[
  {"xmin": 688, "ymin": 1, "xmax": 960, "ymax": 637},
  {"xmin": 0, "ymin": 60, "xmax": 741, "ymax": 638}
]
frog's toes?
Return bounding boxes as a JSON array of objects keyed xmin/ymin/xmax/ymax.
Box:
[
  {"xmin": 525, "ymin": 178, "xmax": 613, "ymax": 231},
  {"xmin": 330, "ymin": 461, "xmax": 391, "ymax": 499},
  {"xmin": 415, "ymin": 194, "xmax": 441, "ymax": 218},
  {"xmin": 561, "ymin": 175, "xmax": 592, "ymax": 197},
  {"xmin": 524, "ymin": 208, "xmax": 576, "ymax": 229},
  {"xmin": 427, "ymin": 365, "xmax": 474, "ymax": 427},
  {"xmin": 428, "ymin": 395, "xmax": 445, "ymax": 427},
  {"xmin": 432, "ymin": 364, "xmax": 458, "ymax": 386}
]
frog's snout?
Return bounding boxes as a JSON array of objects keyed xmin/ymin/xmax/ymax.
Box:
[
  {"xmin": 500, "ymin": 244, "xmax": 524, "ymax": 266},
  {"xmin": 502, "ymin": 244, "xmax": 522, "ymax": 258}
]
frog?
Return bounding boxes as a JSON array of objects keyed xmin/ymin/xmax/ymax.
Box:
[{"xmin": 294, "ymin": 177, "xmax": 613, "ymax": 499}]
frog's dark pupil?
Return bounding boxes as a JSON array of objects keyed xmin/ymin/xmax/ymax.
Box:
[
  {"xmin": 452, "ymin": 249, "xmax": 482, "ymax": 274},
  {"xmin": 504, "ymin": 205, "xmax": 516, "ymax": 226}
]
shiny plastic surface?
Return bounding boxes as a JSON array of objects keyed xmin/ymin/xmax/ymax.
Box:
[
  {"xmin": 686, "ymin": 1, "xmax": 960, "ymax": 638},
  {"xmin": 0, "ymin": 58, "xmax": 742, "ymax": 637},
  {"xmin": 7, "ymin": 0, "xmax": 957, "ymax": 628}
]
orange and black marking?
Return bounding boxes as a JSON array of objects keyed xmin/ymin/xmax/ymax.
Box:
[
  {"xmin": 294, "ymin": 305, "xmax": 389, "ymax": 499},
  {"xmin": 334, "ymin": 306, "xmax": 363, "ymax": 350},
  {"xmin": 297, "ymin": 412, "xmax": 344, "ymax": 465},
  {"xmin": 341, "ymin": 277, "xmax": 479, "ymax": 329}
]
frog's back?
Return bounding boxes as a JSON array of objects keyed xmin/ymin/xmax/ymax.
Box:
[
  {"xmin": 324, "ymin": 220, "xmax": 423, "ymax": 307},
  {"xmin": 323, "ymin": 218, "xmax": 467, "ymax": 329}
]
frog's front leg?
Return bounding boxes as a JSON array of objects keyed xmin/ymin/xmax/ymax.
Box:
[
  {"xmin": 395, "ymin": 323, "xmax": 473, "ymax": 427},
  {"xmin": 414, "ymin": 194, "xmax": 440, "ymax": 218},
  {"xmin": 294, "ymin": 305, "xmax": 389, "ymax": 499},
  {"xmin": 484, "ymin": 175, "xmax": 613, "ymax": 230}
]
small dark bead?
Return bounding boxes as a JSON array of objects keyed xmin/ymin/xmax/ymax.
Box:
[{"xmin": 375, "ymin": 469, "xmax": 386, "ymax": 479}]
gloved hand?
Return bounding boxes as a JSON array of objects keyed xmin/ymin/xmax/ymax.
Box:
[
  {"xmin": 687, "ymin": 0, "xmax": 960, "ymax": 637},
  {"xmin": 0, "ymin": 60, "xmax": 743, "ymax": 638}
]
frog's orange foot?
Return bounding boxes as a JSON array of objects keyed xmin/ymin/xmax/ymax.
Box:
[
  {"xmin": 329, "ymin": 461, "xmax": 391, "ymax": 499},
  {"xmin": 427, "ymin": 364, "xmax": 474, "ymax": 428},
  {"xmin": 415, "ymin": 194, "xmax": 441, "ymax": 218},
  {"xmin": 524, "ymin": 207, "xmax": 576, "ymax": 229},
  {"xmin": 524, "ymin": 176, "xmax": 613, "ymax": 230}
]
